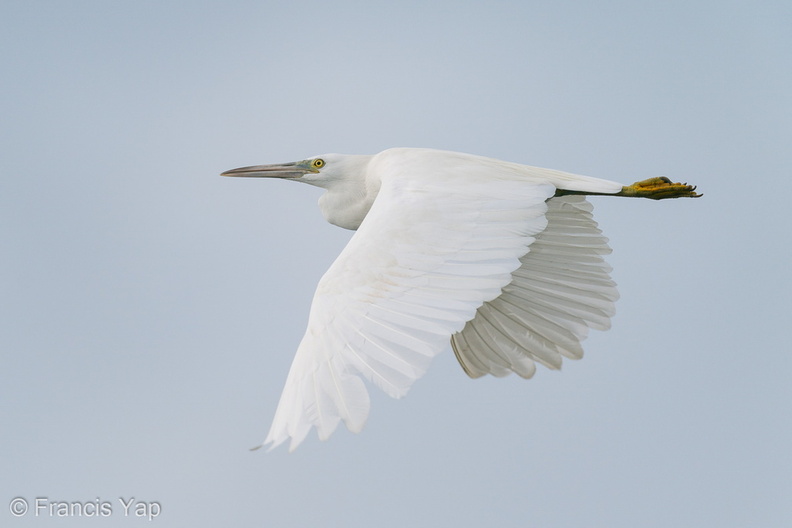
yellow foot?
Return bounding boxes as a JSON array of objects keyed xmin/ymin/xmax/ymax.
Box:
[{"xmin": 619, "ymin": 177, "xmax": 702, "ymax": 200}]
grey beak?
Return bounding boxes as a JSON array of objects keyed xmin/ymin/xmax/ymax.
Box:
[{"xmin": 221, "ymin": 162, "xmax": 310, "ymax": 179}]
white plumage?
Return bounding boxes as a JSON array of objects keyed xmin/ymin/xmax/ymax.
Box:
[
  {"xmin": 221, "ymin": 147, "xmax": 699, "ymax": 451},
  {"xmin": 452, "ymin": 196, "xmax": 618, "ymax": 379}
]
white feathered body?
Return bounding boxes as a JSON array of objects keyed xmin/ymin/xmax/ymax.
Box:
[{"xmin": 265, "ymin": 148, "xmax": 623, "ymax": 451}]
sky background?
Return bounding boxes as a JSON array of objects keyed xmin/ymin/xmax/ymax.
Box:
[{"xmin": 2, "ymin": 1, "xmax": 790, "ymax": 526}]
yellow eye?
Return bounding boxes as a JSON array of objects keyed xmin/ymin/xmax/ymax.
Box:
[{"xmin": 312, "ymin": 158, "xmax": 325, "ymax": 169}]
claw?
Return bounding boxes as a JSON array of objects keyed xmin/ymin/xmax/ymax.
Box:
[{"xmin": 619, "ymin": 177, "xmax": 702, "ymax": 200}]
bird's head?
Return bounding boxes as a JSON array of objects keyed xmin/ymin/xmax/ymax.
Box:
[
  {"xmin": 222, "ymin": 153, "xmax": 377, "ymax": 229},
  {"xmin": 221, "ymin": 154, "xmax": 369, "ymax": 189}
]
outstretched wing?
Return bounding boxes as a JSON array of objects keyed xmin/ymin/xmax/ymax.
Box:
[
  {"xmin": 263, "ymin": 150, "xmax": 622, "ymax": 451},
  {"xmin": 451, "ymin": 195, "xmax": 619, "ymax": 378}
]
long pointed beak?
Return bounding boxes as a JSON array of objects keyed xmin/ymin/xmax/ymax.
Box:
[{"xmin": 221, "ymin": 161, "xmax": 313, "ymax": 179}]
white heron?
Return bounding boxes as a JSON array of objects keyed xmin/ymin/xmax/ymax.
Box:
[{"xmin": 222, "ymin": 148, "xmax": 700, "ymax": 451}]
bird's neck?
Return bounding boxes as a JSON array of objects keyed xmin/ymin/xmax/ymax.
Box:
[{"xmin": 316, "ymin": 156, "xmax": 378, "ymax": 230}]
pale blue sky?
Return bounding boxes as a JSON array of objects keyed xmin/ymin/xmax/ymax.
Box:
[{"xmin": 2, "ymin": 1, "xmax": 790, "ymax": 526}]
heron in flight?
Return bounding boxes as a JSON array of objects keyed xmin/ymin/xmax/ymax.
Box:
[{"xmin": 222, "ymin": 148, "xmax": 700, "ymax": 451}]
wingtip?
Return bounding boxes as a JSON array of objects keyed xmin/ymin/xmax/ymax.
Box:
[
  {"xmin": 250, "ymin": 439, "xmax": 275, "ymax": 452},
  {"xmin": 251, "ymin": 433, "xmax": 288, "ymax": 453}
]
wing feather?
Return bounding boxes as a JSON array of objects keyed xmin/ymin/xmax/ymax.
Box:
[{"xmin": 451, "ymin": 196, "xmax": 619, "ymax": 378}]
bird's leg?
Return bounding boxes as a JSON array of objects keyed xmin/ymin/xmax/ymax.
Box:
[
  {"xmin": 555, "ymin": 177, "xmax": 701, "ymax": 200},
  {"xmin": 616, "ymin": 177, "xmax": 701, "ymax": 200}
]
